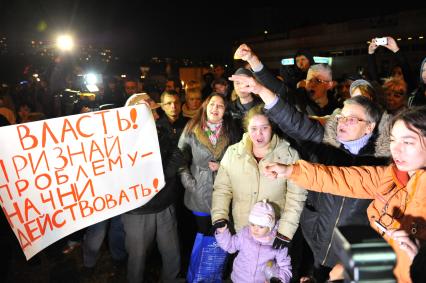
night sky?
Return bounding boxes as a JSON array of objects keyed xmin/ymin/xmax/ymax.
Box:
[{"xmin": 0, "ymin": 1, "xmax": 423, "ymax": 62}]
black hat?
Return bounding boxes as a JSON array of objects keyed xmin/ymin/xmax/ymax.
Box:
[{"xmin": 234, "ymin": 67, "xmax": 254, "ymax": 78}]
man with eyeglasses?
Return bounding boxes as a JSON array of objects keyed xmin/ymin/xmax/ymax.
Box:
[
  {"xmin": 233, "ymin": 44, "xmax": 341, "ymax": 116},
  {"xmin": 229, "ymin": 72, "xmax": 390, "ymax": 283},
  {"xmin": 299, "ymin": 64, "xmax": 342, "ymax": 116}
]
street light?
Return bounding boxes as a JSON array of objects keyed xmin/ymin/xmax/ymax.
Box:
[{"xmin": 56, "ymin": 34, "xmax": 74, "ymax": 51}]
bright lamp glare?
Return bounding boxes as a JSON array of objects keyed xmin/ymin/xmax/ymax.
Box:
[
  {"xmin": 56, "ymin": 35, "xmax": 74, "ymax": 51},
  {"xmin": 85, "ymin": 73, "xmax": 97, "ymax": 85}
]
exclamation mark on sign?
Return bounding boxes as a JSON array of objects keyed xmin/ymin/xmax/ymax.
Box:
[
  {"xmin": 130, "ymin": 108, "xmax": 138, "ymax": 129},
  {"xmin": 153, "ymin": 178, "xmax": 159, "ymax": 192}
]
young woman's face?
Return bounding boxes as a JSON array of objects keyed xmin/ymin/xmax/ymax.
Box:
[
  {"xmin": 248, "ymin": 114, "xmax": 272, "ymax": 149},
  {"xmin": 206, "ymin": 95, "xmax": 225, "ymax": 123},
  {"xmin": 390, "ymin": 120, "xmax": 426, "ymax": 174},
  {"xmin": 249, "ymin": 223, "xmax": 270, "ymax": 238}
]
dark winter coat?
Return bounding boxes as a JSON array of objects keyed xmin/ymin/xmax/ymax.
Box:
[
  {"xmin": 254, "ymin": 66, "xmax": 341, "ymax": 116},
  {"xmin": 229, "ymin": 95, "xmax": 263, "ymax": 135},
  {"xmin": 128, "ymin": 115, "xmax": 188, "ymax": 214},
  {"xmin": 368, "ymin": 50, "xmax": 416, "ymax": 93},
  {"xmin": 408, "ymin": 57, "xmax": 426, "ymax": 107},
  {"xmin": 280, "ymin": 50, "xmax": 315, "ymax": 90},
  {"xmin": 265, "ymin": 98, "xmax": 390, "ymax": 267}
]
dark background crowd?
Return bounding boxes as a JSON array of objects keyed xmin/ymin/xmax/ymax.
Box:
[{"xmin": 1, "ymin": 3, "xmax": 426, "ymax": 283}]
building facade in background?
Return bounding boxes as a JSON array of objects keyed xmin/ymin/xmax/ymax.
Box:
[{"xmin": 238, "ymin": 9, "xmax": 426, "ymax": 79}]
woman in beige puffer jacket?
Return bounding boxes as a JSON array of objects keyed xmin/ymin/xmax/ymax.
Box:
[{"xmin": 211, "ymin": 105, "xmax": 307, "ymax": 240}]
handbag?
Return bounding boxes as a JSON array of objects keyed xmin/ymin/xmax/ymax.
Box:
[{"xmin": 187, "ymin": 232, "xmax": 228, "ymax": 283}]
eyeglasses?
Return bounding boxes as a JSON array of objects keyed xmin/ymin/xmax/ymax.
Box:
[
  {"xmin": 377, "ymin": 186, "xmax": 408, "ymax": 228},
  {"xmin": 307, "ymin": 77, "xmax": 331, "ymax": 85},
  {"xmin": 335, "ymin": 114, "xmax": 370, "ymax": 125}
]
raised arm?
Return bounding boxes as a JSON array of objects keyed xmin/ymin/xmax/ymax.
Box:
[
  {"xmin": 234, "ymin": 43, "xmax": 288, "ymax": 97},
  {"xmin": 385, "ymin": 37, "xmax": 416, "ymax": 93},
  {"xmin": 229, "ymin": 75, "xmax": 324, "ymax": 143},
  {"xmin": 367, "ymin": 38, "xmax": 380, "ymax": 83}
]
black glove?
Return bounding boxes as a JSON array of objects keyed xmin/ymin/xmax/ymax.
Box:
[
  {"xmin": 272, "ymin": 232, "xmax": 291, "ymax": 249},
  {"xmin": 211, "ymin": 219, "xmax": 228, "ymax": 233},
  {"xmin": 270, "ymin": 277, "xmax": 282, "ymax": 283}
]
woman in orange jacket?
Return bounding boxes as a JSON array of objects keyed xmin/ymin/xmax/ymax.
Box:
[{"xmin": 263, "ymin": 106, "xmax": 426, "ymax": 283}]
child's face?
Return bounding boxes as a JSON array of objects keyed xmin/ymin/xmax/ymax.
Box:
[{"xmin": 249, "ymin": 223, "xmax": 270, "ymax": 238}]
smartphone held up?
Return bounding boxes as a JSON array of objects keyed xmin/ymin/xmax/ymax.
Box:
[{"xmin": 375, "ymin": 37, "xmax": 388, "ymax": 46}]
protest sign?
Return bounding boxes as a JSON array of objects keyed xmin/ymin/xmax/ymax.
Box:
[{"xmin": 0, "ymin": 105, "xmax": 164, "ymax": 259}]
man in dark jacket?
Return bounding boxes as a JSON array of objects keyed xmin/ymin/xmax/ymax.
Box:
[
  {"xmin": 234, "ymin": 43, "xmax": 341, "ymax": 116},
  {"xmin": 280, "ymin": 49, "xmax": 315, "ymax": 91},
  {"xmin": 121, "ymin": 91, "xmax": 188, "ymax": 283},
  {"xmin": 408, "ymin": 57, "xmax": 426, "ymax": 107},
  {"xmin": 229, "ymin": 67, "xmax": 262, "ymax": 135}
]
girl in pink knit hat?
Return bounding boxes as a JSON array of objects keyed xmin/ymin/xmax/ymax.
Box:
[{"xmin": 215, "ymin": 200, "xmax": 292, "ymax": 283}]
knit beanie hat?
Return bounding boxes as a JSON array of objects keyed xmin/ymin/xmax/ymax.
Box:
[
  {"xmin": 248, "ymin": 200, "xmax": 275, "ymax": 230},
  {"xmin": 349, "ymin": 79, "xmax": 373, "ymax": 96}
]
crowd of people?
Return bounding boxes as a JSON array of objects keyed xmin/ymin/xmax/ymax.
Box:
[{"xmin": 0, "ymin": 36, "xmax": 425, "ymax": 283}]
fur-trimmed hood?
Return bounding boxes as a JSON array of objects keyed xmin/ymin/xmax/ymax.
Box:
[
  {"xmin": 321, "ymin": 108, "xmax": 391, "ymax": 158},
  {"xmin": 419, "ymin": 57, "xmax": 426, "ymax": 86},
  {"xmin": 193, "ymin": 123, "xmax": 229, "ymax": 161}
]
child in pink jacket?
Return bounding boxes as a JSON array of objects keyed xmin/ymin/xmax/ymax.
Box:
[{"xmin": 215, "ymin": 200, "xmax": 292, "ymax": 283}]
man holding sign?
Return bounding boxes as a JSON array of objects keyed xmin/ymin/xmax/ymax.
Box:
[
  {"xmin": 0, "ymin": 96, "xmax": 165, "ymax": 265},
  {"xmin": 121, "ymin": 91, "xmax": 188, "ymax": 283}
]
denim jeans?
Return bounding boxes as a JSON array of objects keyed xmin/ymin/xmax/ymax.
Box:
[{"xmin": 82, "ymin": 215, "xmax": 127, "ymax": 268}]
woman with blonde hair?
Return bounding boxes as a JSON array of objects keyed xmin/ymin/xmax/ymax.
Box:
[
  {"xmin": 212, "ymin": 104, "xmax": 307, "ymax": 248},
  {"xmin": 383, "ymin": 77, "xmax": 408, "ymax": 114},
  {"xmin": 182, "ymin": 88, "xmax": 202, "ymax": 118}
]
